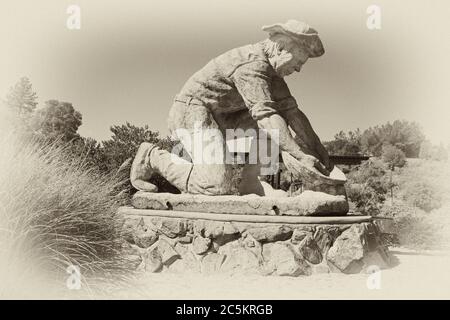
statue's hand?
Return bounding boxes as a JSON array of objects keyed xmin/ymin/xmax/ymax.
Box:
[
  {"xmin": 320, "ymin": 150, "xmax": 334, "ymax": 172},
  {"xmin": 283, "ymin": 152, "xmax": 345, "ymax": 188},
  {"xmin": 314, "ymin": 144, "xmax": 333, "ymax": 172},
  {"xmin": 301, "ymin": 154, "xmax": 331, "ymax": 176},
  {"xmin": 289, "ymin": 149, "xmax": 330, "ymax": 176}
]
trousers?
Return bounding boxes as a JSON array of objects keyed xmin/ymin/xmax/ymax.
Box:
[{"xmin": 148, "ymin": 97, "xmax": 272, "ymax": 195}]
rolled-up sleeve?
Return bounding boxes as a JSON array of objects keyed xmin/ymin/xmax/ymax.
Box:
[{"xmin": 231, "ymin": 61, "xmax": 298, "ymax": 120}]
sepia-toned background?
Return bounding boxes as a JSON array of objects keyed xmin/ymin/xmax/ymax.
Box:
[
  {"xmin": 1, "ymin": 0, "xmax": 449, "ymax": 144},
  {"xmin": 1, "ymin": 0, "xmax": 450, "ymax": 300}
]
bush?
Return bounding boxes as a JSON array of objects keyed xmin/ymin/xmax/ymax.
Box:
[
  {"xmin": 346, "ymin": 159, "xmax": 390, "ymax": 214},
  {"xmin": 323, "ymin": 130, "xmax": 362, "ymax": 156},
  {"xmin": 401, "ymin": 181, "xmax": 442, "ymax": 212},
  {"xmin": 360, "ymin": 120, "xmax": 425, "ymax": 157},
  {"xmin": 396, "ymin": 159, "xmax": 448, "ymax": 212},
  {"xmin": 380, "ymin": 202, "xmax": 448, "ymax": 250},
  {"xmin": 0, "ymin": 134, "xmax": 133, "ymax": 295},
  {"xmin": 395, "ymin": 214, "xmax": 441, "ymax": 250},
  {"xmin": 382, "ymin": 144, "xmax": 406, "ymax": 169},
  {"xmin": 100, "ymin": 122, "xmax": 181, "ymax": 194},
  {"xmin": 419, "ymin": 140, "xmax": 449, "ymax": 161}
]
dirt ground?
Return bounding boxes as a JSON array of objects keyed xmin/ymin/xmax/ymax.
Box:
[
  {"xmin": 115, "ymin": 247, "xmax": 450, "ymax": 300},
  {"xmin": 2, "ymin": 247, "xmax": 449, "ymax": 299}
]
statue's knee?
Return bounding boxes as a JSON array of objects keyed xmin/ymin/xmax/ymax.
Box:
[
  {"xmin": 190, "ymin": 165, "xmax": 234, "ymax": 195},
  {"xmin": 204, "ymin": 167, "xmax": 227, "ymax": 189},
  {"xmin": 209, "ymin": 166, "xmax": 237, "ymax": 195}
]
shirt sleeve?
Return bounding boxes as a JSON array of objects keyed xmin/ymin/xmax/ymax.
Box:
[{"xmin": 230, "ymin": 61, "xmax": 298, "ymax": 120}]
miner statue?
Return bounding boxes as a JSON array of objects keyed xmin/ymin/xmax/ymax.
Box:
[{"xmin": 131, "ymin": 19, "xmax": 345, "ymax": 196}]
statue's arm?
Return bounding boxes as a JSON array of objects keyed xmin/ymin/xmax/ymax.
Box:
[
  {"xmin": 256, "ymin": 114, "xmax": 329, "ymax": 175},
  {"xmin": 231, "ymin": 62, "xmax": 329, "ymax": 174},
  {"xmin": 280, "ymin": 107, "xmax": 332, "ymax": 170},
  {"xmin": 270, "ymin": 77, "xmax": 332, "ymax": 170}
]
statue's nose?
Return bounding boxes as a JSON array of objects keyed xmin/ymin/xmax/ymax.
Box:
[{"xmin": 295, "ymin": 65, "xmax": 302, "ymax": 72}]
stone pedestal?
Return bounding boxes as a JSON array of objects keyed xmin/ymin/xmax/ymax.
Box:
[
  {"xmin": 132, "ymin": 191, "xmax": 349, "ymax": 216},
  {"xmin": 119, "ymin": 206, "xmax": 392, "ymax": 276}
]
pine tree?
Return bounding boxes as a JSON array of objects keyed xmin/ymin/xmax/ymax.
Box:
[{"xmin": 6, "ymin": 77, "xmax": 38, "ymax": 117}]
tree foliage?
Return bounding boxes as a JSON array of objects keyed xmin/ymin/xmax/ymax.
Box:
[
  {"xmin": 5, "ymin": 77, "xmax": 182, "ymax": 194},
  {"xmin": 5, "ymin": 77, "xmax": 38, "ymax": 133},
  {"xmin": 346, "ymin": 159, "xmax": 390, "ymax": 214},
  {"xmin": 70, "ymin": 137, "xmax": 107, "ymax": 172},
  {"xmin": 101, "ymin": 122, "xmax": 176, "ymax": 171},
  {"xmin": 101, "ymin": 122, "xmax": 180, "ymax": 193},
  {"xmin": 6, "ymin": 77, "xmax": 38, "ymax": 116},
  {"xmin": 401, "ymin": 181, "xmax": 442, "ymax": 212},
  {"xmin": 360, "ymin": 120, "xmax": 425, "ymax": 157},
  {"xmin": 325, "ymin": 120, "xmax": 425, "ymax": 158},
  {"xmin": 396, "ymin": 159, "xmax": 447, "ymax": 212},
  {"xmin": 323, "ymin": 129, "xmax": 362, "ymax": 155},
  {"xmin": 419, "ymin": 140, "xmax": 449, "ymax": 161},
  {"xmin": 382, "ymin": 144, "xmax": 406, "ymax": 170},
  {"xmin": 31, "ymin": 100, "xmax": 82, "ymax": 142}
]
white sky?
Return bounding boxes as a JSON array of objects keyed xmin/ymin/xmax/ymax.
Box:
[{"xmin": 1, "ymin": 0, "xmax": 449, "ymax": 145}]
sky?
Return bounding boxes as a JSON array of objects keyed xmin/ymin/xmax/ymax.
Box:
[{"xmin": 1, "ymin": 0, "xmax": 449, "ymax": 145}]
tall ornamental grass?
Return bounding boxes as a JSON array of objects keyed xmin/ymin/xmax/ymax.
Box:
[{"xmin": 0, "ymin": 132, "xmax": 133, "ymax": 297}]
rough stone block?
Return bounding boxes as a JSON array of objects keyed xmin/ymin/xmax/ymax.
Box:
[
  {"xmin": 144, "ymin": 246, "xmax": 163, "ymax": 272},
  {"xmin": 150, "ymin": 217, "xmax": 187, "ymax": 238},
  {"xmin": 169, "ymin": 249, "xmax": 201, "ymax": 274},
  {"xmin": 150, "ymin": 239, "xmax": 180, "ymax": 266},
  {"xmin": 262, "ymin": 243, "xmax": 310, "ymax": 276},
  {"xmin": 132, "ymin": 191, "xmax": 349, "ymax": 216},
  {"xmin": 297, "ymin": 234, "xmax": 322, "ymax": 264},
  {"xmin": 201, "ymin": 253, "xmax": 226, "ymax": 274},
  {"xmin": 133, "ymin": 218, "xmax": 158, "ymax": 248},
  {"xmin": 313, "ymin": 226, "xmax": 336, "ymax": 255},
  {"xmin": 192, "ymin": 236, "xmax": 211, "ymax": 255},
  {"xmin": 291, "ymin": 228, "xmax": 313, "ymax": 245},
  {"xmin": 327, "ymin": 224, "xmax": 367, "ymax": 273},
  {"xmin": 246, "ymin": 225, "xmax": 293, "ymax": 243},
  {"xmin": 177, "ymin": 235, "xmax": 193, "ymax": 244},
  {"xmin": 220, "ymin": 247, "xmax": 260, "ymax": 274},
  {"xmin": 122, "ymin": 218, "xmax": 140, "ymax": 243},
  {"xmin": 194, "ymin": 220, "xmax": 240, "ymax": 245}
]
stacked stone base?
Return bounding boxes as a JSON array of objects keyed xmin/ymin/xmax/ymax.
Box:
[{"xmin": 120, "ymin": 207, "xmax": 392, "ymax": 276}]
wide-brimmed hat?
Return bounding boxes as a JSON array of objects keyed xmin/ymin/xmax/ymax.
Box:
[{"xmin": 262, "ymin": 19, "xmax": 325, "ymax": 57}]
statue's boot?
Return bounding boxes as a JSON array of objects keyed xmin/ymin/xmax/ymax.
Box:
[
  {"xmin": 131, "ymin": 142, "xmax": 194, "ymax": 193},
  {"xmin": 130, "ymin": 142, "xmax": 159, "ymax": 192}
]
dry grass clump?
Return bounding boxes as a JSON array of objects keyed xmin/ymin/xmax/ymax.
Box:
[{"xmin": 0, "ymin": 133, "xmax": 133, "ymax": 297}]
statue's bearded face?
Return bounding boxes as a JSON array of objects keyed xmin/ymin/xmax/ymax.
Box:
[{"xmin": 269, "ymin": 37, "xmax": 309, "ymax": 78}]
